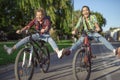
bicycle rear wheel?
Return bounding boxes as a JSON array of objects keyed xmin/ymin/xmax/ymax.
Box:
[
  {"xmin": 73, "ymin": 48, "xmax": 91, "ymax": 80},
  {"xmin": 15, "ymin": 48, "xmax": 34, "ymax": 80},
  {"xmin": 38, "ymin": 46, "xmax": 50, "ymax": 73}
]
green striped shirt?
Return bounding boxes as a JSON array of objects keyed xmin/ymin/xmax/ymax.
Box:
[{"xmin": 75, "ymin": 15, "xmax": 98, "ymax": 31}]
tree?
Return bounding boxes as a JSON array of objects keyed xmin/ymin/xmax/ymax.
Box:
[
  {"xmin": 0, "ymin": 0, "xmax": 73, "ymax": 40},
  {"xmin": 17, "ymin": 0, "xmax": 73, "ymax": 35},
  {"xmin": 92, "ymin": 12, "xmax": 106, "ymax": 27},
  {"xmin": 0, "ymin": 0, "xmax": 23, "ymax": 40}
]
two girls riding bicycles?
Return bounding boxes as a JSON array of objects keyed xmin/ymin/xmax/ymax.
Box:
[{"xmin": 4, "ymin": 6, "xmax": 120, "ymax": 80}]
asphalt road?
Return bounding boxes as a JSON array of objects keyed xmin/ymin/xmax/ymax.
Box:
[{"xmin": 0, "ymin": 42, "xmax": 120, "ymax": 80}]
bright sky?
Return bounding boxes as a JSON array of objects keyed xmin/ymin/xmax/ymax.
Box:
[{"xmin": 74, "ymin": 0, "xmax": 120, "ymax": 31}]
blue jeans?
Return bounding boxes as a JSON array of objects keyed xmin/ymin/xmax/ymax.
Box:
[
  {"xmin": 15, "ymin": 33, "xmax": 58, "ymax": 51},
  {"xmin": 70, "ymin": 32, "xmax": 115, "ymax": 53}
]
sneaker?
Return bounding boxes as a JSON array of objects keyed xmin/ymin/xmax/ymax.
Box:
[
  {"xmin": 91, "ymin": 54, "xmax": 96, "ymax": 58},
  {"xmin": 3, "ymin": 45, "xmax": 13, "ymax": 55},
  {"xmin": 62, "ymin": 48, "xmax": 71, "ymax": 56},
  {"xmin": 57, "ymin": 49, "xmax": 64, "ymax": 59},
  {"xmin": 115, "ymin": 47, "xmax": 120, "ymax": 58}
]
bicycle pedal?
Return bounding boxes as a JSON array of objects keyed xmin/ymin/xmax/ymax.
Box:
[
  {"xmin": 39, "ymin": 63, "xmax": 42, "ymax": 68},
  {"xmin": 34, "ymin": 61, "xmax": 37, "ymax": 67},
  {"xmin": 19, "ymin": 70, "xmax": 23, "ymax": 75}
]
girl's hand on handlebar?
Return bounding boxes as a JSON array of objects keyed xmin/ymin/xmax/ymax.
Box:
[
  {"xmin": 40, "ymin": 29, "xmax": 45, "ymax": 33},
  {"xmin": 72, "ymin": 30, "xmax": 76, "ymax": 35},
  {"xmin": 40, "ymin": 29, "xmax": 47, "ymax": 34},
  {"xmin": 16, "ymin": 30, "xmax": 22, "ymax": 34},
  {"xmin": 95, "ymin": 27, "xmax": 101, "ymax": 32}
]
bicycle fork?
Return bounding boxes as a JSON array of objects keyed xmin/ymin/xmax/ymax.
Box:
[
  {"xmin": 83, "ymin": 36, "xmax": 91, "ymax": 65},
  {"xmin": 22, "ymin": 46, "xmax": 33, "ymax": 67}
]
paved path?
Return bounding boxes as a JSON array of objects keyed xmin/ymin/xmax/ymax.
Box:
[{"xmin": 0, "ymin": 42, "xmax": 120, "ymax": 80}]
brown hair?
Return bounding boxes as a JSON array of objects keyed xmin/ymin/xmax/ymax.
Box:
[
  {"xmin": 81, "ymin": 6, "xmax": 91, "ymax": 16},
  {"xmin": 35, "ymin": 8, "xmax": 45, "ymax": 16}
]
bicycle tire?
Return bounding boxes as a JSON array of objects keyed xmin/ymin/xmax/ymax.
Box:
[
  {"xmin": 15, "ymin": 48, "xmax": 34, "ymax": 80},
  {"xmin": 37, "ymin": 45, "xmax": 50, "ymax": 73},
  {"xmin": 72, "ymin": 48, "xmax": 91, "ymax": 80}
]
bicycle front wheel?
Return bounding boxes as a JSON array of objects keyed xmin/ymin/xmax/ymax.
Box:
[
  {"xmin": 15, "ymin": 48, "xmax": 34, "ymax": 80},
  {"xmin": 72, "ymin": 49, "xmax": 91, "ymax": 80}
]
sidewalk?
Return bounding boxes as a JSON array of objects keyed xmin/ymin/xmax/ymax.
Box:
[
  {"xmin": 0, "ymin": 42, "xmax": 119, "ymax": 74},
  {"xmin": 0, "ymin": 64, "xmax": 15, "ymax": 74},
  {"xmin": 0, "ymin": 52, "xmax": 55, "ymax": 75}
]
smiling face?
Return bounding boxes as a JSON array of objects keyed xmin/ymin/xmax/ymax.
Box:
[
  {"xmin": 36, "ymin": 11, "xmax": 44, "ymax": 21},
  {"xmin": 35, "ymin": 8, "xmax": 45, "ymax": 21},
  {"xmin": 82, "ymin": 6, "xmax": 90, "ymax": 18}
]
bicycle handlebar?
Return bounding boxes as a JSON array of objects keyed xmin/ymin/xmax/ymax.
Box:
[
  {"xmin": 82, "ymin": 29, "xmax": 97, "ymax": 34},
  {"xmin": 22, "ymin": 30, "xmax": 40, "ymax": 35}
]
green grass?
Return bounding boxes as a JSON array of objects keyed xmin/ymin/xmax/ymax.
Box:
[
  {"xmin": 0, "ymin": 40, "xmax": 73, "ymax": 65},
  {"xmin": 0, "ymin": 41, "xmax": 21, "ymax": 65}
]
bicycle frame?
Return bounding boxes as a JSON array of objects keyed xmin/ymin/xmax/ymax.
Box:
[
  {"xmin": 84, "ymin": 34, "xmax": 92, "ymax": 50},
  {"xmin": 82, "ymin": 32, "xmax": 93, "ymax": 53},
  {"xmin": 73, "ymin": 31, "xmax": 99, "ymax": 80},
  {"xmin": 83, "ymin": 31, "xmax": 99, "ymax": 56},
  {"xmin": 22, "ymin": 32, "xmax": 44, "ymax": 67},
  {"xmin": 15, "ymin": 31, "xmax": 50, "ymax": 80}
]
